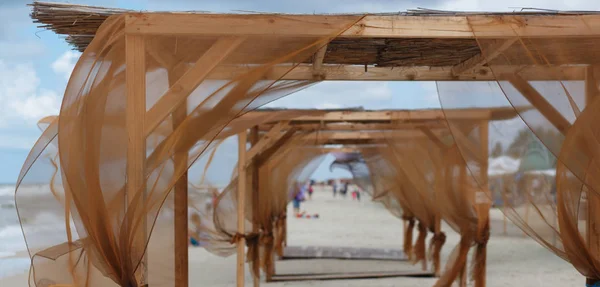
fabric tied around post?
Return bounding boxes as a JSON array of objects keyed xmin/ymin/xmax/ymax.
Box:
[
  {"xmin": 471, "ymin": 223, "xmax": 490, "ymax": 286},
  {"xmin": 403, "ymin": 215, "xmax": 416, "ymax": 260},
  {"xmin": 274, "ymin": 214, "xmax": 287, "ymax": 257},
  {"xmin": 429, "ymin": 231, "xmax": 447, "ymax": 276},
  {"xmin": 413, "ymin": 221, "xmax": 428, "ymax": 267}
]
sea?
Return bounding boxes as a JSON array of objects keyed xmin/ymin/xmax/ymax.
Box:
[{"xmin": 0, "ymin": 183, "xmax": 65, "ymax": 278}]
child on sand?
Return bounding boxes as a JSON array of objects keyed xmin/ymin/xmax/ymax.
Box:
[{"xmin": 293, "ymin": 184, "xmax": 306, "ymax": 216}]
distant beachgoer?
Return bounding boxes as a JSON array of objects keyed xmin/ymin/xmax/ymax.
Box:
[
  {"xmin": 341, "ymin": 182, "xmax": 349, "ymax": 197},
  {"xmin": 332, "ymin": 182, "xmax": 337, "ymax": 197},
  {"xmin": 293, "ymin": 185, "xmax": 306, "ymax": 216},
  {"xmin": 352, "ymin": 189, "xmax": 361, "ymax": 201}
]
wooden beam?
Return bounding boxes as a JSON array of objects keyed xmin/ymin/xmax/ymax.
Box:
[
  {"xmin": 125, "ymin": 34, "xmax": 147, "ymax": 285},
  {"xmin": 299, "ymin": 130, "xmax": 446, "ymax": 141},
  {"xmin": 452, "ymin": 39, "xmax": 517, "ymax": 76},
  {"xmin": 209, "ymin": 64, "xmax": 584, "ymax": 81},
  {"xmin": 171, "ymin": 73, "xmax": 188, "ymax": 287},
  {"xmin": 474, "ymin": 120, "xmax": 489, "ymax": 287},
  {"xmin": 419, "ymin": 127, "xmax": 447, "ymax": 150},
  {"xmin": 144, "ymin": 37, "xmax": 245, "ymax": 136},
  {"xmin": 249, "ymin": 126, "xmax": 260, "ymax": 287},
  {"xmin": 586, "ymin": 68, "xmax": 600, "ymax": 284},
  {"xmin": 259, "ymin": 122, "xmax": 447, "ymax": 132},
  {"xmin": 507, "ymin": 75, "xmax": 572, "ymax": 134},
  {"xmin": 316, "ymin": 147, "xmax": 361, "ymax": 153},
  {"xmin": 245, "ymin": 121, "xmax": 289, "ymax": 165},
  {"xmin": 312, "ymin": 44, "xmax": 328, "ymax": 79},
  {"xmin": 237, "ymin": 131, "xmax": 248, "ymax": 287},
  {"xmin": 585, "ymin": 66, "xmax": 600, "ymax": 107},
  {"xmin": 448, "ymin": 123, "xmax": 483, "ymax": 162},
  {"xmin": 125, "ymin": 13, "xmax": 600, "ymax": 38}
]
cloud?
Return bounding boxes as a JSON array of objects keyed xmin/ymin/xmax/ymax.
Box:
[
  {"xmin": 52, "ymin": 51, "xmax": 81, "ymax": 81},
  {"xmin": 0, "ymin": 60, "xmax": 61, "ymax": 128}
]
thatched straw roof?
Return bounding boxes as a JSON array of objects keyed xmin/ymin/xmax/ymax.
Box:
[{"xmin": 29, "ymin": 2, "xmax": 600, "ymax": 67}]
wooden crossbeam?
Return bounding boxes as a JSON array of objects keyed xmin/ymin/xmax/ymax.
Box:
[
  {"xmin": 245, "ymin": 121, "xmax": 290, "ymax": 165},
  {"xmin": 209, "ymin": 64, "xmax": 584, "ymax": 81},
  {"xmin": 125, "ymin": 14, "xmax": 600, "ymax": 38},
  {"xmin": 419, "ymin": 127, "xmax": 447, "ymax": 150},
  {"xmin": 257, "ymin": 127, "xmax": 300, "ymax": 168},
  {"xmin": 506, "ymin": 74, "xmax": 572, "ymax": 134},
  {"xmin": 585, "ymin": 66, "xmax": 600, "ymax": 105},
  {"xmin": 300, "ymin": 130, "xmax": 440, "ymax": 141},
  {"xmin": 448, "ymin": 123, "xmax": 484, "ymax": 162},
  {"xmin": 258, "ymin": 122, "xmax": 447, "ymax": 132},
  {"xmin": 452, "ymin": 39, "xmax": 517, "ymax": 76},
  {"xmin": 312, "ymin": 44, "xmax": 328, "ymax": 79},
  {"xmin": 292, "ymin": 110, "xmax": 500, "ymax": 122},
  {"xmin": 144, "ymin": 37, "xmax": 245, "ymax": 136}
]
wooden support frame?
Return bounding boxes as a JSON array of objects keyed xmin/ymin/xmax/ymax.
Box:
[
  {"xmin": 312, "ymin": 44, "xmax": 328, "ymax": 79},
  {"xmin": 474, "ymin": 120, "xmax": 490, "ymax": 287},
  {"xmin": 246, "ymin": 121, "xmax": 290, "ymax": 165},
  {"xmin": 125, "ymin": 13, "xmax": 600, "ymax": 38},
  {"xmin": 170, "ymin": 66, "xmax": 189, "ymax": 287},
  {"xmin": 586, "ymin": 66, "xmax": 600, "ymax": 283},
  {"xmin": 249, "ymin": 127, "xmax": 261, "ymax": 287},
  {"xmin": 452, "ymin": 39, "xmax": 517, "ymax": 76},
  {"xmin": 125, "ymin": 34, "xmax": 148, "ymax": 285},
  {"xmin": 209, "ymin": 64, "xmax": 584, "ymax": 81},
  {"xmin": 237, "ymin": 131, "xmax": 248, "ymax": 287},
  {"xmin": 507, "ymin": 74, "xmax": 572, "ymax": 134},
  {"xmin": 144, "ymin": 37, "xmax": 245, "ymax": 136}
]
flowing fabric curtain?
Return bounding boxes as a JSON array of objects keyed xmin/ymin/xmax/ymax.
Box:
[{"xmin": 16, "ymin": 13, "xmax": 363, "ymax": 287}]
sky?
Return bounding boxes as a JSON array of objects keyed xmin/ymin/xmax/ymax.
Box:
[{"xmin": 1, "ymin": 0, "xmax": 599, "ymax": 184}]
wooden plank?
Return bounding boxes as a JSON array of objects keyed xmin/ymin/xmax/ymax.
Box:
[
  {"xmin": 316, "ymin": 147, "xmax": 361, "ymax": 153},
  {"xmin": 249, "ymin": 126, "xmax": 260, "ymax": 287},
  {"xmin": 419, "ymin": 127, "xmax": 447, "ymax": 150},
  {"xmin": 282, "ymin": 246, "xmax": 407, "ymax": 261},
  {"xmin": 144, "ymin": 37, "xmax": 245, "ymax": 136},
  {"xmin": 452, "ymin": 38, "xmax": 517, "ymax": 76},
  {"xmin": 209, "ymin": 64, "xmax": 585, "ymax": 81},
  {"xmin": 125, "ymin": 34, "xmax": 147, "ymax": 285},
  {"xmin": 586, "ymin": 68, "xmax": 600, "ymax": 283},
  {"xmin": 271, "ymin": 270, "xmax": 434, "ymax": 282},
  {"xmin": 237, "ymin": 131, "xmax": 248, "ymax": 287},
  {"xmin": 586, "ymin": 66, "xmax": 600, "ymax": 107},
  {"xmin": 475, "ymin": 120, "xmax": 489, "ymax": 287},
  {"xmin": 507, "ymin": 75, "xmax": 572, "ymax": 134},
  {"xmin": 245, "ymin": 121, "xmax": 289, "ymax": 165},
  {"xmin": 125, "ymin": 13, "xmax": 600, "ymax": 38},
  {"xmin": 312, "ymin": 44, "xmax": 328, "ymax": 79},
  {"xmin": 259, "ymin": 122, "xmax": 447, "ymax": 132},
  {"xmin": 170, "ymin": 70, "xmax": 188, "ymax": 287}
]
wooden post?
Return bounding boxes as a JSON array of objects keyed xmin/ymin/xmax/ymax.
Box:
[
  {"xmin": 171, "ymin": 84, "xmax": 189, "ymax": 286},
  {"xmin": 433, "ymin": 214, "xmax": 442, "ymax": 276},
  {"xmin": 249, "ymin": 126, "xmax": 260, "ymax": 287},
  {"xmin": 475, "ymin": 120, "xmax": 490, "ymax": 287},
  {"xmin": 237, "ymin": 131, "xmax": 248, "ymax": 287},
  {"xmin": 459, "ymin": 263, "xmax": 467, "ymax": 287},
  {"xmin": 586, "ymin": 66, "xmax": 600, "ymax": 280},
  {"xmin": 126, "ymin": 34, "xmax": 147, "ymax": 285}
]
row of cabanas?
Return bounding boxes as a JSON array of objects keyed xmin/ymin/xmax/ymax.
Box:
[{"xmin": 17, "ymin": 2, "xmax": 600, "ymax": 287}]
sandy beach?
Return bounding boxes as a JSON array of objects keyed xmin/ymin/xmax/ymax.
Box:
[{"xmin": 1, "ymin": 186, "xmax": 581, "ymax": 286}]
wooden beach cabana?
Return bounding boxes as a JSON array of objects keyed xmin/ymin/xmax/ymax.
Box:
[{"xmin": 19, "ymin": 2, "xmax": 600, "ymax": 287}]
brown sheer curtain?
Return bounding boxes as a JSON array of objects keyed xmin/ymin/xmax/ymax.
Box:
[
  {"xmin": 436, "ymin": 14, "xmax": 600, "ymax": 286},
  {"xmin": 16, "ymin": 13, "xmax": 363, "ymax": 287}
]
